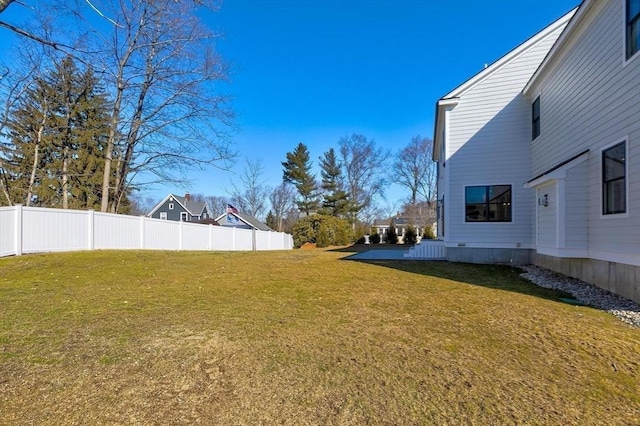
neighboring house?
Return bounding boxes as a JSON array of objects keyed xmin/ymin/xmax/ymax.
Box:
[
  {"xmin": 148, "ymin": 193, "xmax": 213, "ymax": 222},
  {"xmin": 434, "ymin": 0, "xmax": 640, "ymax": 303},
  {"xmin": 372, "ymin": 214, "xmax": 434, "ymax": 243},
  {"xmin": 214, "ymin": 211, "xmax": 273, "ymax": 231}
]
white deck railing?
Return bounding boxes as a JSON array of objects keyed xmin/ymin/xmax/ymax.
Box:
[{"xmin": 0, "ymin": 205, "xmax": 293, "ymax": 258}]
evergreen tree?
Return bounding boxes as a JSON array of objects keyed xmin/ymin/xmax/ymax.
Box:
[
  {"xmin": 318, "ymin": 148, "xmax": 352, "ymax": 217},
  {"xmin": 4, "ymin": 56, "xmax": 112, "ymax": 209},
  {"xmin": 282, "ymin": 142, "xmax": 318, "ymax": 215},
  {"xmin": 265, "ymin": 210, "xmax": 277, "ymax": 230}
]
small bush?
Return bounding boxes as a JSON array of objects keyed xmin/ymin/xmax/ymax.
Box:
[
  {"xmin": 370, "ymin": 232, "xmax": 381, "ymax": 244},
  {"xmin": 355, "ymin": 236, "xmax": 366, "ymax": 245},
  {"xmin": 292, "ymin": 215, "xmax": 354, "ymax": 248},
  {"xmin": 385, "ymin": 227, "xmax": 398, "ymax": 244},
  {"xmin": 423, "ymin": 225, "xmax": 436, "ymax": 240},
  {"xmin": 403, "ymin": 226, "xmax": 417, "ymax": 245}
]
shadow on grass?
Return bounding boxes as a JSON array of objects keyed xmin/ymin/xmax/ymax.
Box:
[
  {"xmin": 341, "ymin": 253, "xmax": 574, "ymax": 305},
  {"xmin": 329, "ymin": 244, "xmax": 411, "ymax": 253}
]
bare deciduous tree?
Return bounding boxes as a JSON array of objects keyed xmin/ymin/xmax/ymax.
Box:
[
  {"xmin": 394, "ymin": 135, "xmax": 436, "ymax": 206},
  {"xmin": 91, "ymin": 0, "xmax": 234, "ymax": 213},
  {"xmin": 204, "ymin": 195, "xmax": 229, "ymax": 217},
  {"xmin": 269, "ymin": 182, "xmax": 296, "ymax": 232},
  {"xmin": 228, "ymin": 158, "xmax": 270, "ymax": 219},
  {"xmin": 338, "ymin": 134, "xmax": 388, "ymax": 222}
]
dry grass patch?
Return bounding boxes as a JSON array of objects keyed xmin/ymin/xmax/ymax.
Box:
[{"xmin": 0, "ymin": 249, "xmax": 639, "ymax": 424}]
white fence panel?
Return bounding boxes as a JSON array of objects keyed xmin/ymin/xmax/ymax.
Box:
[
  {"xmin": 0, "ymin": 207, "xmax": 16, "ymax": 256},
  {"xmin": 0, "ymin": 206, "xmax": 293, "ymax": 257},
  {"xmin": 94, "ymin": 212, "xmax": 141, "ymax": 249},
  {"xmin": 255, "ymin": 231, "xmax": 270, "ymax": 250},
  {"xmin": 211, "ymin": 226, "xmax": 235, "ymax": 250},
  {"xmin": 22, "ymin": 207, "xmax": 89, "ymax": 254},
  {"xmin": 144, "ymin": 219, "xmax": 181, "ymax": 250},
  {"xmin": 234, "ymin": 228, "xmax": 253, "ymax": 250},
  {"xmin": 181, "ymin": 222, "xmax": 210, "ymax": 251}
]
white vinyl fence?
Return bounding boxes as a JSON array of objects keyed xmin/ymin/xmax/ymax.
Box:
[{"xmin": 0, "ymin": 205, "xmax": 293, "ymax": 258}]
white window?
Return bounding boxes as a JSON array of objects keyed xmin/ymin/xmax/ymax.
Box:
[
  {"xmin": 180, "ymin": 212, "xmax": 188, "ymax": 221},
  {"xmin": 159, "ymin": 212, "xmax": 167, "ymax": 220},
  {"xmin": 169, "ymin": 203, "xmax": 174, "ymax": 210}
]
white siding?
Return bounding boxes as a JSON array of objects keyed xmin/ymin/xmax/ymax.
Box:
[
  {"xmin": 528, "ymin": 0, "xmax": 640, "ymax": 265},
  {"xmin": 443, "ymin": 23, "xmax": 566, "ymax": 246},
  {"xmin": 564, "ymin": 162, "xmax": 589, "ymax": 249},
  {"xmin": 536, "ymin": 182, "xmax": 557, "ymax": 248}
]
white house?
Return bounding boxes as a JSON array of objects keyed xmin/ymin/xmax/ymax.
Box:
[
  {"xmin": 433, "ymin": 8, "xmax": 575, "ymax": 264},
  {"xmin": 434, "ymin": 0, "xmax": 640, "ymax": 303},
  {"xmin": 523, "ymin": 0, "xmax": 640, "ymax": 302}
]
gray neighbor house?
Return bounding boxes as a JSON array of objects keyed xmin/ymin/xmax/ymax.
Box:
[{"xmin": 148, "ymin": 193, "xmax": 213, "ymax": 222}]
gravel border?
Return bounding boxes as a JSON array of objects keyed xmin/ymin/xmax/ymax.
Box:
[{"xmin": 520, "ymin": 265, "xmax": 640, "ymax": 328}]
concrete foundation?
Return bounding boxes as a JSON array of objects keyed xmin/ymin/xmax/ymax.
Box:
[
  {"xmin": 445, "ymin": 247, "xmax": 532, "ymax": 265},
  {"xmin": 533, "ymin": 253, "xmax": 640, "ymax": 304}
]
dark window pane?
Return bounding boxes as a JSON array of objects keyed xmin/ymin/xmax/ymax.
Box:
[
  {"xmin": 466, "ymin": 203, "xmax": 487, "ymax": 221},
  {"xmin": 602, "ymin": 142, "xmax": 626, "ymax": 214},
  {"xmin": 630, "ymin": 0, "xmax": 640, "ymax": 19},
  {"xmin": 465, "ymin": 185, "xmax": 511, "ymax": 222},
  {"xmin": 630, "ymin": 18, "xmax": 639, "ymax": 57},
  {"xmin": 465, "ymin": 186, "xmax": 487, "ymax": 204}
]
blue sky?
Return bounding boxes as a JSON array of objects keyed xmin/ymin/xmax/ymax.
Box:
[
  {"xmin": 1, "ymin": 0, "xmax": 580, "ymax": 210},
  {"xmin": 189, "ymin": 0, "xmax": 579, "ymax": 209}
]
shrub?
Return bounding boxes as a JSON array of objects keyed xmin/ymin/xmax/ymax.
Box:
[
  {"xmin": 370, "ymin": 232, "xmax": 381, "ymax": 244},
  {"xmin": 403, "ymin": 226, "xmax": 418, "ymax": 244},
  {"xmin": 385, "ymin": 227, "xmax": 398, "ymax": 244},
  {"xmin": 423, "ymin": 225, "xmax": 436, "ymax": 240},
  {"xmin": 292, "ymin": 215, "xmax": 354, "ymax": 248},
  {"xmin": 355, "ymin": 236, "xmax": 366, "ymax": 245}
]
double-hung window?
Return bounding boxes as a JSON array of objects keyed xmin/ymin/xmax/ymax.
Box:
[
  {"xmin": 602, "ymin": 141, "xmax": 626, "ymax": 215},
  {"xmin": 628, "ymin": 0, "xmax": 640, "ymax": 59},
  {"xmin": 465, "ymin": 185, "xmax": 512, "ymax": 222},
  {"xmin": 532, "ymin": 96, "xmax": 541, "ymax": 140}
]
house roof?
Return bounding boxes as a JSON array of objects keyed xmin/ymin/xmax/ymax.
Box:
[
  {"xmin": 372, "ymin": 216, "xmax": 429, "ymax": 227},
  {"xmin": 147, "ymin": 193, "xmax": 211, "ymax": 217},
  {"xmin": 524, "ymin": 0, "xmax": 594, "ymax": 95},
  {"xmin": 214, "ymin": 212, "xmax": 273, "ymax": 231},
  {"xmin": 432, "ymin": 7, "xmax": 577, "ymax": 161},
  {"xmin": 524, "ymin": 149, "xmax": 590, "ymax": 188}
]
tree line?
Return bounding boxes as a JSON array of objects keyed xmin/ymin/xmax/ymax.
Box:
[{"xmin": 0, "ymin": 0, "xmax": 233, "ymax": 213}]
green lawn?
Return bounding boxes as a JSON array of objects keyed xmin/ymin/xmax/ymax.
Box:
[{"xmin": 1, "ymin": 249, "xmax": 639, "ymax": 424}]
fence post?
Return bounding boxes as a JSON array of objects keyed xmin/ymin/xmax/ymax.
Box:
[
  {"xmin": 208, "ymin": 224, "xmax": 213, "ymax": 251},
  {"xmin": 88, "ymin": 210, "xmax": 94, "ymax": 250},
  {"xmin": 179, "ymin": 220, "xmax": 183, "ymax": 250},
  {"xmin": 252, "ymin": 229, "xmax": 256, "ymax": 251},
  {"xmin": 14, "ymin": 205, "xmax": 23, "ymax": 256}
]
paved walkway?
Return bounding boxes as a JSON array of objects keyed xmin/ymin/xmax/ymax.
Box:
[{"xmin": 347, "ymin": 249, "xmax": 411, "ymax": 260}]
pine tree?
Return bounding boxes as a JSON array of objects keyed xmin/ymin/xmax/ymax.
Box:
[
  {"xmin": 318, "ymin": 148, "xmax": 352, "ymax": 217},
  {"xmin": 4, "ymin": 56, "xmax": 112, "ymax": 209},
  {"xmin": 265, "ymin": 210, "xmax": 277, "ymax": 230},
  {"xmin": 282, "ymin": 142, "xmax": 318, "ymax": 215}
]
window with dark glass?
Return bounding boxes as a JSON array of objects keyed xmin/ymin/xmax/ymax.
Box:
[
  {"xmin": 628, "ymin": 0, "xmax": 640, "ymax": 59},
  {"xmin": 603, "ymin": 142, "xmax": 626, "ymax": 214},
  {"xmin": 532, "ymin": 96, "xmax": 541, "ymax": 140},
  {"xmin": 465, "ymin": 185, "xmax": 512, "ymax": 222}
]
